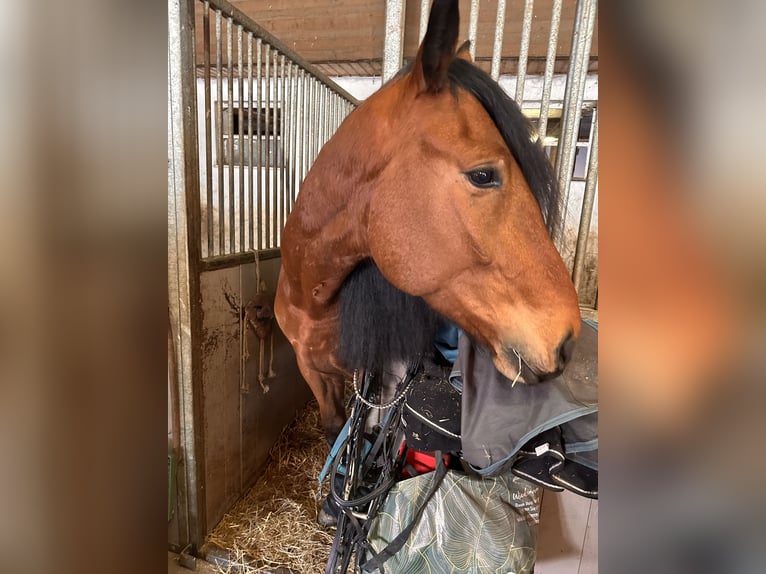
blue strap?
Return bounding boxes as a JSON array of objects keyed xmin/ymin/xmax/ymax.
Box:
[{"xmin": 318, "ymin": 417, "xmax": 352, "ymax": 485}]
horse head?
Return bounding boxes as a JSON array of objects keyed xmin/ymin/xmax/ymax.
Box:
[
  {"xmin": 277, "ymin": 0, "xmax": 582, "ymax": 440},
  {"xmin": 359, "ymin": 0, "xmax": 581, "ymax": 381}
]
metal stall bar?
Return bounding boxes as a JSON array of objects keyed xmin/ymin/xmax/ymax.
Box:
[
  {"xmin": 279, "ymin": 52, "xmax": 287, "ymax": 246},
  {"xmin": 226, "ymin": 17, "xmax": 235, "ymax": 253},
  {"xmin": 307, "ymin": 73, "xmax": 314, "ymax": 184},
  {"xmin": 513, "ymin": 0, "xmax": 534, "ymax": 100},
  {"xmin": 331, "ymin": 90, "xmax": 338, "ymax": 139},
  {"xmin": 325, "ymin": 86, "xmax": 331, "ymax": 147},
  {"xmin": 215, "ymin": 10, "xmax": 224, "ymax": 254},
  {"xmin": 202, "ymin": 2, "xmax": 213, "ymax": 256},
  {"xmin": 316, "ymin": 83, "xmax": 322, "ymax": 164},
  {"xmin": 279, "ymin": 55, "xmax": 287, "ymax": 244},
  {"xmin": 419, "ymin": 0, "xmax": 430, "ymax": 43},
  {"xmin": 468, "ymin": 0, "xmax": 480, "ymax": 61},
  {"xmin": 316, "ymin": 81, "xmax": 323, "ymax": 158},
  {"xmin": 553, "ymin": 0, "xmax": 597, "ymax": 249},
  {"xmin": 263, "ymin": 44, "xmax": 271, "ymax": 250},
  {"xmin": 237, "ymin": 24, "xmax": 245, "ymax": 252},
  {"xmin": 383, "ymin": 0, "xmax": 406, "ymax": 82},
  {"xmin": 309, "ymin": 78, "xmax": 320, "ymax": 168},
  {"xmin": 571, "ymin": 108, "xmax": 598, "ymax": 294},
  {"xmin": 190, "ymin": 0, "xmax": 357, "ymax": 270},
  {"xmin": 286, "ymin": 62, "xmax": 296, "ymax": 215},
  {"xmin": 272, "ymin": 50, "xmax": 281, "ymax": 249},
  {"xmin": 169, "ymin": 0, "xmax": 206, "ymax": 550},
  {"xmin": 334, "ymin": 89, "xmax": 340, "ymax": 137},
  {"xmin": 322, "ymin": 85, "xmax": 328, "ymax": 149},
  {"xmin": 538, "ymin": 0, "xmax": 562, "ymax": 142},
  {"xmin": 255, "ymin": 38, "xmax": 262, "ymax": 251},
  {"xmin": 247, "ymin": 31, "xmax": 254, "ymax": 250},
  {"xmin": 491, "ymin": 0, "xmax": 507, "ymax": 81},
  {"xmin": 299, "ymin": 69, "xmax": 307, "ymax": 188},
  {"xmin": 317, "ymin": 83, "xmax": 323, "ymax": 154},
  {"xmin": 308, "ymin": 80, "xmax": 315, "ymax": 178},
  {"xmin": 325, "ymin": 87, "xmax": 330, "ymax": 146},
  {"xmin": 294, "ymin": 67, "xmax": 301, "ymax": 207},
  {"xmin": 283, "ymin": 62, "xmax": 292, "ymax": 219}
]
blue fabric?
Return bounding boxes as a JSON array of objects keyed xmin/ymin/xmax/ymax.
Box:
[{"xmin": 433, "ymin": 322, "xmax": 461, "ymax": 364}]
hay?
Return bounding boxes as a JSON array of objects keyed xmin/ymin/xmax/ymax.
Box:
[{"xmin": 206, "ymin": 400, "xmax": 335, "ymax": 574}]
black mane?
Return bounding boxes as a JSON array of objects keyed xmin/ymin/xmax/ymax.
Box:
[
  {"xmin": 448, "ymin": 58, "xmax": 560, "ymax": 233},
  {"xmin": 338, "ymin": 59, "xmax": 559, "ymax": 370},
  {"xmin": 337, "ymin": 259, "xmax": 443, "ymax": 372}
]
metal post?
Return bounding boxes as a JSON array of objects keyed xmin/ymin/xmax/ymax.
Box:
[
  {"xmin": 311, "ymin": 80, "xmax": 318, "ymax": 164},
  {"xmin": 202, "ymin": 2, "xmax": 213, "ymax": 256},
  {"xmin": 255, "ymin": 38, "xmax": 263, "ymax": 250},
  {"xmin": 247, "ymin": 31, "xmax": 254, "ymax": 250},
  {"xmin": 383, "ymin": 0, "xmax": 406, "ymax": 82},
  {"xmin": 237, "ymin": 24, "xmax": 245, "ymax": 252},
  {"xmin": 553, "ymin": 0, "xmax": 597, "ymax": 249},
  {"xmin": 263, "ymin": 44, "xmax": 271, "ymax": 249},
  {"xmin": 277, "ymin": 54, "xmax": 285, "ymax": 246},
  {"xmin": 287, "ymin": 63, "xmax": 297, "ymax": 212},
  {"xmin": 168, "ymin": 0, "xmax": 206, "ymax": 550},
  {"xmin": 513, "ymin": 0, "xmax": 534, "ymax": 101},
  {"xmin": 227, "ymin": 17, "xmax": 235, "ymax": 253},
  {"xmin": 491, "ymin": 0, "xmax": 508, "ymax": 81},
  {"xmin": 538, "ymin": 0, "xmax": 562, "ymax": 142},
  {"xmin": 299, "ymin": 69, "xmax": 307, "ymax": 188},
  {"xmin": 468, "ymin": 0, "xmax": 480, "ymax": 61},
  {"xmin": 215, "ymin": 10, "xmax": 224, "ymax": 254},
  {"xmin": 572, "ymin": 108, "xmax": 598, "ymax": 293},
  {"xmin": 419, "ymin": 0, "xmax": 430, "ymax": 43}
]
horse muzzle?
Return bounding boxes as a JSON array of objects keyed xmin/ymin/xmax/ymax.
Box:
[{"xmin": 499, "ymin": 330, "xmax": 576, "ymax": 384}]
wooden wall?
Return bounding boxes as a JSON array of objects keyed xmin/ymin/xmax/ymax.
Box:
[{"xmin": 197, "ymin": 0, "xmax": 598, "ymax": 76}]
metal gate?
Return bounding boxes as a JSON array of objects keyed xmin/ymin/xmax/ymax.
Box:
[{"xmin": 169, "ymin": 0, "xmax": 358, "ymax": 550}]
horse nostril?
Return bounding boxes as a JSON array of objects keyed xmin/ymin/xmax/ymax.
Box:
[{"xmin": 556, "ymin": 331, "xmax": 575, "ymax": 371}]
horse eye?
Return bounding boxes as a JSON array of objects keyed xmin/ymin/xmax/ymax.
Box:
[{"xmin": 466, "ymin": 167, "xmax": 500, "ymax": 188}]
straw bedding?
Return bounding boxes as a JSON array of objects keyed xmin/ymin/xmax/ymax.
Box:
[{"xmin": 206, "ymin": 400, "xmax": 335, "ymax": 573}]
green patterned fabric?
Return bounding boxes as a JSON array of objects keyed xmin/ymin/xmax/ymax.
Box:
[{"xmin": 366, "ymin": 470, "xmax": 541, "ymax": 574}]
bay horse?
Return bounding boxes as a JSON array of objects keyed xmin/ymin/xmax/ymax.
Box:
[{"xmin": 275, "ymin": 0, "xmax": 581, "ymax": 444}]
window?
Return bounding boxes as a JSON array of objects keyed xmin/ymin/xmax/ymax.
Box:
[
  {"xmin": 537, "ymin": 107, "xmax": 595, "ymax": 180},
  {"xmin": 218, "ymin": 104, "xmax": 283, "ymax": 167}
]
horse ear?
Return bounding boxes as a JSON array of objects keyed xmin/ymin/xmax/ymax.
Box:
[
  {"xmin": 455, "ymin": 40, "xmax": 473, "ymax": 63},
  {"xmin": 412, "ymin": 0, "xmax": 460, "ymax": 93}
]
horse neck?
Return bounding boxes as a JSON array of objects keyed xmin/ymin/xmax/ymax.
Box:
[
  {"xmin": 284, "ymin": 136, "xmax": 375, "ymax": 306},
  {"xmin": 283, "ymin": 83, "xmax": 404, "ymax": 308}
]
